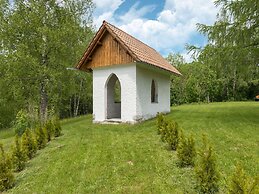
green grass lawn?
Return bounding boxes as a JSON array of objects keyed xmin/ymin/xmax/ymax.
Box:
[{"xmin": 1, "ymin": 102, "xmax": 258, "ymax": 193}]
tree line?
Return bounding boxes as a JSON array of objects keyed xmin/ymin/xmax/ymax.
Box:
[{"xmin": 169, "ymin": 0, "xmax": 259, "ymax": 105}]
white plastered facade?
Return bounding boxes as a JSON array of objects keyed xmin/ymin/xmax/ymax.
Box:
[{"xmin": 92, "ymin": 62, "xmax": 171, "ymax": 123}]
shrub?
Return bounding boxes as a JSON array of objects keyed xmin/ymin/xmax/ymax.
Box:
[
  {"xmin": 228, "ymin": 163, "xmax": 259, "ymax": 194},
  {"xmin": 160, "ymin": 123, "xmax": 168, "ymax": 142},
  {"xmin": 11, "ymin": 135, "xmax": 27, "ymax": 172},
  {"xmin": 0, "ymin": 143, "xmax": 14, "ymax": 191},
  {"xmin": 177, "ymin": 131, "xmax": 196, "ymax": 167},
  {"xmin": 52, "ymin": 117, "xmax": 62, "ymax": 137},
  {"xmin": 13, "ymin": 110, "xmax": 30, "ymax": 136},
  {"xmin": 164, "ymin": 121, "xmax": 180, "ymax": 150},
  {"xmin": 156, "ymin": 112, "xmax": 166, "ymax": 134},
  {"xmin": 21, "ymin": 128, "xmax": 37, "ymax": 159},
  {"xmin": 45, "ymin": 120, "xmax": 54, "ymax": 142},
  {"xmin": 35, "ymin": 126, "xmax": 47, "ymax": 149},
  {"xmin": 195, "ymin": 135, "xmax": 219, "ymax": 193}
]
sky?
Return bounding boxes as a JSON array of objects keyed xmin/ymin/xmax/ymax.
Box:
[{"xmin": 92, "ymin": 0, "xmax": 219, "ymax": 62}]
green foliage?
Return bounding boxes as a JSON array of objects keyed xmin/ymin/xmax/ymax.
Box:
[
  {"xmin": 156, "ymin": 112, "xmax": 166, "ymax": 134},
  {"xmin": 177, "ymin": 131, "xmax": 196, "ymax": 167},
  {"xmin": 0, "ymin": 143, "xmax": 14, "ymax": 191},
  {"xmin": 164, "ymin": 121, "xmax": 180, "ymax": 150},
  {"xmin": 11, "ymin": 135, "xmax": 27, "ymax": 172},
  {"xmin": 13, "ymin": 110, "xmax": 30, "ymax": 136},
  {"xmin": 45, "ymin": 120, "xmax": 54, "ymax": 142},
  {"xmin": 192, "ymin": 0, "xmax": 259, "ymax": 102},
  {"xmin": 52, "ymin": 117, "xmax": 62, "ymax": 137},
  {"xmin": 169, "ymin": 0, "xmax": 259, "ymax": 105},
  {"xmin": 0, "ymin": 0, "xmax": 94, "ymax": 129},
  {"xmin": 35, "ymin": 126, "xmax": 47, "ymax": 149},
  {"xmin": 160, "ymin": 124, "xmax": 169, "ymax": 143},
  {"xmin": 195, "ymin": 135, "xmax": 219, "ymax": 193},
  {"xmin": 166, "ymin": 52, "xmax": 185, "ymax": 67},
  {"xmin": 21, "ymin": 128, "xmax": 37, "ymax": 159},
  {"xmin": 228, "ymin": 164, "xmax": 259, "ymax": 194}
]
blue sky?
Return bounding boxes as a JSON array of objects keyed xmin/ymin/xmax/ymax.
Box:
[{"xmin": 92, "ymin": 0, "xmax": 218, "ymax": 61}]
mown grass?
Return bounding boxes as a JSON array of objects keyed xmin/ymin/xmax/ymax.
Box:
[{"xmin": 1, "ymin": 102, "xmax": 258, "ymax": 193}]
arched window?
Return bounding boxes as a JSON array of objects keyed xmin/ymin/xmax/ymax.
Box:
[{"xmin": 151, "ymin": 79, "xmax": 158, "ymax": 103}]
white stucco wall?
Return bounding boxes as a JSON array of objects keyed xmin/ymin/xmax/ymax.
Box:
[
  {"xmin": 136, "ymin": 63, "xmax": 171, "ymax": 121},
  {"xmin": 92, "ymin": 62, "xmax": 171, "ymax": 123},
  {"xmin": 93, "ymin": 63, "xmax": 137, "ymax": 123}
]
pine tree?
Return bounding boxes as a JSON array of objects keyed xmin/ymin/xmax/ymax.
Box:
[
  {"xmin": 11, "ymin": 135, "xmax": 27, "ymax": 172},
  {"xmin": 35, "ymin": 126, "xmax": 47, "ymax": 149},
  {"xmin": 0, "ymin": 143, "xmax": 14, "ymax": 191},
  {"xmin": 164, "ymin": 121, "xmax": 179, "ymax": 150},
  {"xmin": 21, "ymin": 128, "xmax": 37, "ymax": 159},
  {"xmin": 195, "ymin": 135, "xmax": 219, "ymax": 193},
  {"xmin": 160, "ymin": 124, "xmax": 168, "ymax": 143},
  {"xmin": 177, "ymin": 131, "xmax": 196, "ymax": 167},
  {"xmin": 228, "ymin": 163, "xmax": 259, "ymax": 194},
  {"xmin": 156, "ymin": 113, "xmax": 166, "ymax": 134}
]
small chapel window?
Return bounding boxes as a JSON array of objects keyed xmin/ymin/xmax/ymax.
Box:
[{"xmin": 151, "ymin": 79, "xmax": 158, "ymax": 103}]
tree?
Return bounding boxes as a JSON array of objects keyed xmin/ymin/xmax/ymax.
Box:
[
  {"xmin": 35, "ymin": 126, "xmax": 47, "ymax": 149},
  {"xmin": 177, "ymin": 131, "xmax": 196, "ymax": 167},
  {"xmin": 228, "ymin": 163, "xmax": 259, "ymax": 194},
  {"xmin": 164, "ymin": 121, "xmax": 180, "ymax": 150},
  {"xmin": 166, "ymin": 52, "xmax": 185, "ymax": 67},
  {"xmin": 195, "ymin": 135, "xmax": 219, "ymax": 193},
  {"xmin": 21, "ymin": 128, "xmax": 37, "ymax": 159},
  {"xmin": 13, "ymin": 110, "xmax": 30, "ymax": 136},
  {"xmin": 0, "ymin": 143, "xmax": 14, "ymax": 191},
  {"xmin": 11, "ymin": 135, "xmax": 27, "ymax": 172},
  {"xmin": 0, "ymin": 0, "xmax": 94, "ymax": 127},
  {"xmin": 52, "ymin": 117, "xmax": 62, "ymax": 137},
  {"xmin": 156, "ymin": 112, "xmax": 166, "ymax": 134},
  {"xmin": 192, "ymin": 0, "xmax": 259, "ymax": 101}
]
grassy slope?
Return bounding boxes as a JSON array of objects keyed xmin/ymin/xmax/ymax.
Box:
[{"xmin": 1, "ymin": 102, "xmax": 258, "ymax": 193}]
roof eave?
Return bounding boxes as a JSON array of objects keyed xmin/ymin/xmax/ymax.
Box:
[{"xmin": 137, "ymin": 61, "xmax": 182, "ymax": 76}]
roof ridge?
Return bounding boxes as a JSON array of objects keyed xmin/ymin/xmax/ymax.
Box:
[
  {"xmin": 104, "ymin": 21, "xmax": 159, "ymax": 54},
  {"xmin": 103, "ymin": 21, "xmax": 140, "ymax": 61}
]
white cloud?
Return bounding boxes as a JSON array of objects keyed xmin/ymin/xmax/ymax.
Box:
[
  {"xmin": 119, "ymin": 2, "xmax": 156, "ymax": 23},
  {"xmin": 92, "ymin": 0, "xmax": 124, "ymax": 27},
  {"xmin": 92, "ymin": 0, "xmax": 218, "ymax": 62}
]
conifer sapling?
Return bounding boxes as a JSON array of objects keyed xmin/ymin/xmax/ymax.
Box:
[
  {"xmin": 195, "ymin": 135, "xmax": 219, "ymax": 194},
  {"xmin": 0, "ymin": 143, "xmax": 15, "ymax": 191},
  {"xmin": 35, "ymin": 126, "xmax": 47, "ymax": 149},
  {"xmin": 228, "ymin": 163, "xmax": 259, "ymax": 194},
  {"xmin": 177, "ymin": 131, "xmax": 196, "ymax": 167},
  {"xmin": 52, "ymin": 117, "xmax": 62, "ymax": 137},
  {"xmin": 11, "ymin": 135, "xmax": 27, "ymax": 172},
  {"xmin": 21, "ymin": 128, "xmax": 37, "ymax": 159},
  {"xmin": 156, "ymin": 113, "xmax": 166, "ymax": 134}
]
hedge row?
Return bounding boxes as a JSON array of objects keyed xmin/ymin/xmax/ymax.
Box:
[
  {"xmin": 0, "ymin": 117, "xmax": 62, "ymax": 191},
  {"xmin": 156, "ymin": 113, "xmax": 258, "ymax": 193}
]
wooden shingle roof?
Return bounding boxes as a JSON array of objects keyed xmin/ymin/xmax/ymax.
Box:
[{"xmin": 77, "ymin": 21, "xmax": 181, "ymax": 75}]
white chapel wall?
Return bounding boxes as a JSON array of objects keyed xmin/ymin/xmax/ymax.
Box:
[
  {"xmin": 136, "ymin": 63, "xmax": 171, "ymax": 121},
  {"xmin": 92, "ymin": 63, "xmax": 137, "ymax": 123}
]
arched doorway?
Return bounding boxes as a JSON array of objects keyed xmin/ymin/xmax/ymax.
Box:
[{"xmin": 105, "ymin": 73, "xmax": 121, "ymax": 119}]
